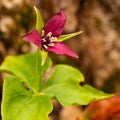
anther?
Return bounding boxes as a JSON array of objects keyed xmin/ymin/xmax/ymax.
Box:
[
  {"xmin": 48, "ymin": 43, "xmax": 55, "ymax": 47},
  {"xmin": 41, "ymin": 38, "xmax": 46, "ymax": 42},
  {"xmin": 46, "ymin": 32, "xmax": 52, "ymax": 37},
  {"xmin": 50, "ymin": 37, "xmax": 57, "ymax": 42},
  {"xmin": 43, "ymin": 45, "xmax": 48, "ymax": 49},
  {"xmin": 41, "ymin": 30, "xmax": 45, "ymax": 37}
]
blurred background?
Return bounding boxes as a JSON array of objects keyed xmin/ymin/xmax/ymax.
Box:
[{"xmin": 0, "ymin": 0, "xmax": 120, "ymax": 120}]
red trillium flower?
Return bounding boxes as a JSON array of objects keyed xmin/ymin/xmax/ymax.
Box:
[{"xmin": 22, "ymin": 9, "xmax": 79, "ymax": 58}]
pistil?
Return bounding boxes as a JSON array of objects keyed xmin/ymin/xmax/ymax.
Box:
[{"xmin": 41, "ymin": 30, "xmax": 57, "ymax": 50}]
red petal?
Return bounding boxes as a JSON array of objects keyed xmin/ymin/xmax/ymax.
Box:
[
  {"xmin": 22, "ymin": 29, "xmax": 41, "ymax": 47},
  {"xmin": 43, "ymin": 10, "xmax": 66, "ymax": 37},
  {"xmin": 47, "ymin": 42, "xmax": 79, "ymax": 58}
]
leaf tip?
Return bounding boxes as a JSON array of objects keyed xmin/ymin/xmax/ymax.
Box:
[
  {"xmin": 78, "ymin": 31, "xmax": 83, "ymax": 34},
  {"xmin": 34, "ymin": 5, "xmax": 37, "ymax": 11}
]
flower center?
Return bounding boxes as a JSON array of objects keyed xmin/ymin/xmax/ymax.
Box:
[{"xmin": 41, "ymin": 30, "xmax": 57, "ymax": 50}]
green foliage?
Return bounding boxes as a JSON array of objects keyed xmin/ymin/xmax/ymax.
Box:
[
  {"xmin": 2, "ymin": 76, "xmax": 52, "ymax": 120},
  {"xmin": 0, "ymin": 52, "xmax": 111, "ymax": 120},
  {"xmin": 41, "ymin": 65, "xmax": 110, "ymax": 106},
  {"xmin": 0, "ymin": 51, "xmax": 52, "ymax": 91}
]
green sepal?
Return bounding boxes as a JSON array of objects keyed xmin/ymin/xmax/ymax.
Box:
[
  {"xmin": 40, "ymin": 49, "xmax": 48, "ymax": 65},
  {"xmin": 34, "ymin": 6, "xmax": 44, "ymax": 33},
  {"xmin": 57, "ymin": 31, "xmax": 83, "ymax": 42}
]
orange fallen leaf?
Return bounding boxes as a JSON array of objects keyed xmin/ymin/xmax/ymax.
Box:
[{"xmin": 77, "ymin": 94, "xmax": 120, "ymax": 120}]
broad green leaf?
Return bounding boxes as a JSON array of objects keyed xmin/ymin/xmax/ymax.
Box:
[
  {"xmin": 0, "ymin": 52, "xmax": 52, "ymax": 91},
  {"xmin": 34, "ymin": 6, "xmax": 44, "ymax": 33},
  {"xmin": 57, "ymin": 31, "xmax": 83, "ymax": 42},
  {"xmin": 2, "ymin": 76, "xmax": 53, "ymax": 120},
  {"xmin": 42, "ymin": 64, "xmax": 111, "ymax": 106}
]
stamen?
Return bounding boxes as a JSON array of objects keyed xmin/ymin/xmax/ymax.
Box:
[
  {"xmin": 41, "ymin": 38, "xmax": 46, "ymax": 42},
  {"xmin": 43, "ymin": 45, "xmax": 48, "ymax": 49},
  {"xmin": 41, "ymin": 30, "xmax": 45, "ymax": 37},
  {"xmin": 48, "ymin": 43, "xmax": 55, "ymax": 47},
  {"xmin": 41, "ymin": 31, "xmax": 56, "ymax": 49},
  {"xmin": 46, "ymin": 32, "xmax": 52, "ymax": 37},
  {"xmin": 50, "ymin": 37, "xmax": 57, "ymax": 42}
]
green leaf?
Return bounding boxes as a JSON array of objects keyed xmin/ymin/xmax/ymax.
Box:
[
  {"xmin": 57, "ymin": 31, "xmax": 83, "ymax": 42},
  {"xmin": 34, "ymin": 6, "xmax": 44, "ymax": 33},
  {"xmin": 82, "ymin": 85, "xmax": 113, "ymax": 100},
  {"xmin": 42, "ymin": 64, "xmax": 111, "ymax": 106},
  {"xmin": 0, "ymin": 52, "xmax": 52, "ymax": 91},
  {"xmin": 2, "ymin": 76, "xmax": 53, "ymax": 120}
]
